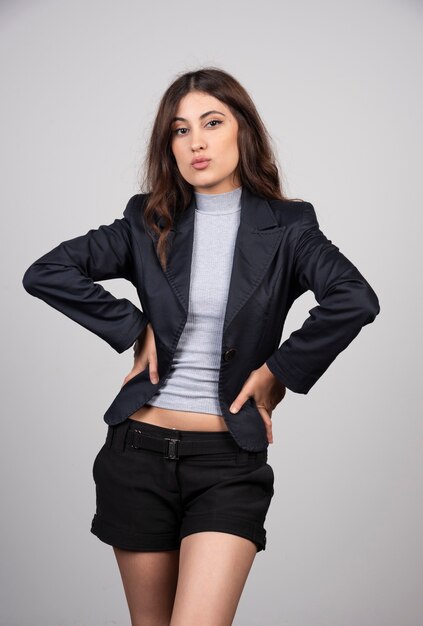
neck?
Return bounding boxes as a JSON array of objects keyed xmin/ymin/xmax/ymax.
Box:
[{"xmin": 194, "ymin": 186, "xmax": 242, "ymax": 215}]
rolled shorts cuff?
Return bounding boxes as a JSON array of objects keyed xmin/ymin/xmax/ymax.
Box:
[
  {"xmin": 90, "ymin": 514, "xmax": 180, "ymax": 552},
  {"xmin": 91, "ymin": 512, "xmax": 267, "ymax": 553},
  {"xmin": 180, "ymin": 513, "xmax": 267, "ymax": 552}
]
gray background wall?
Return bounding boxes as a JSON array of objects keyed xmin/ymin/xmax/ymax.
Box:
[{"xmin": 1, "ymin": 0, "xmax": 421, "ymax": 624}]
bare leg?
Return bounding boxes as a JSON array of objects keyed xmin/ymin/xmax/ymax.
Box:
[
  {"xmin": 113, "ymin": 546, "xmax": 180, "ymax": 626},
  {"xmin": 169, "ymin": 532, "xmax": 258, "ymax": 626}
]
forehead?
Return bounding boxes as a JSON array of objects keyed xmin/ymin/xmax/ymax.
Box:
[{"xmin": 174, "ymin": 91, "xmax": 231, "ymax": 119}]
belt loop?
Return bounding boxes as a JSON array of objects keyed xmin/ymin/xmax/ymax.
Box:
[
  {"xmin": 164, "ymin": 437, "xmax": 180, "ymax": 460},
  {"xmin": 106, "ymin": 426, "xmax": 114, "ymax": 449},
  {"xmin": 120, "ymin": 420, "xmax": 132, "ymax": 453}
]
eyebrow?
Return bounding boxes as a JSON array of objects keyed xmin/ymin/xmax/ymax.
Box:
[{"xmin": 171, "ymin": 110, "xmax": 226, "ymax": 123}]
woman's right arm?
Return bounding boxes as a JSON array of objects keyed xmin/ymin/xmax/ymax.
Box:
[{"xmin": 22, "ymin": 194, "xmax": 149, "ymax": 354}]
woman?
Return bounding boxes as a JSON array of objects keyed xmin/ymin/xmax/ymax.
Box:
[{"xmin": 22, "ymin": 67, "xmax": 380, "ymax": 626}]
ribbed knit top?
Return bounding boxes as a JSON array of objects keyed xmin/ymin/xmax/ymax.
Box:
[{"xmin": 147, "ymin": 186, "xmax": 242, "ymax": 415}]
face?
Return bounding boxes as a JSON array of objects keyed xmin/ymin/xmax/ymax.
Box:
[{"xmin": 170, "ymin": 91, "xmax": 241, "ymax": 194}]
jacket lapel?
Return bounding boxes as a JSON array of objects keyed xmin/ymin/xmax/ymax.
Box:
[{"xmin": 156, "ymin": 186, "xmax": 286, "ymax": 333}]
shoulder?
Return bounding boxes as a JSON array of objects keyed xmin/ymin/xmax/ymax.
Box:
[
  {"xmin": 111, "ymin": 193, "xmax": 151, "ymax": 242},
  {"xmin": 123, "ymin": 193, "xmax": 149, "ymax": 218},
  {"xmin": 121, "ymin": 193, "xmax": 152, "ymax": 234},
  {"xmin": 268, "ymin": 198, "xmax": 318, "ymax": 230}
]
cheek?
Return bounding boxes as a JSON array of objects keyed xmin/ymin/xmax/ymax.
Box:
[
  {"xmin": 171, "ymin": 142, "xmax": 180, "ymax": 162},
  {"xmin": 172, "ymin": 144, "xmax": 188, "ymax": 172},
  {"xmin": 222, "ymin": 141, "xmax": 239, "ymax": 170},
  {"xmin": 228, "ymin": 129, "xmax": 240, "ymax": 161}
]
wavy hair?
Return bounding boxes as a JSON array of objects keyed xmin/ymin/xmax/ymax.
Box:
[{"xmin": 137, "ymin": 66, "xmax": 302, "ymax": 271}]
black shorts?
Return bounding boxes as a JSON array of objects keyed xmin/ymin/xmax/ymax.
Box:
[{"xmin": 90, "ymin": 417, "xmax": 275, "ymax": 553}]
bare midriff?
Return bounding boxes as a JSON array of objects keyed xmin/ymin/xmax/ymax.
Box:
[{"xmin": 127, "ymin": 403, "xmax": 229, "ymax": 432}]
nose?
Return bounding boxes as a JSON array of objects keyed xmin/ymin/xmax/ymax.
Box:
[{"xmin": 190, "ymin": 129, "xmax": 206, "ymax": 152}]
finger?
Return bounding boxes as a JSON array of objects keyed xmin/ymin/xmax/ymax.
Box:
[
  {"xmin": 257, "ymin": 406, "xmax": 273, "ymax": 444},
  {"xmin": 229, "ymin": 391, "xmax": 251, "ymax": 414},
  {"xmin": 149, "ymin": 353, "xmax": 159, "ymax": 384},
  {"xmin": 133, "ymin": 355, "xmax": 148, "ymax": 370},
  {"xmin": 121, "ymin": 364, "xmax": 147, "ymax": 389}
]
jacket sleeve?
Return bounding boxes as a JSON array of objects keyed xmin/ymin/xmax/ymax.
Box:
[
  {"xmin": 265, "ymin": 202, "xmax": 380, "ymax": 393},
  {"xmin": 22, "ymin": 194, "xmax": 149, "ymax": 354}
]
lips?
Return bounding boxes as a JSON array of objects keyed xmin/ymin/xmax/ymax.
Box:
[{"xmin": 191, "ymin": 158, "xmax": 211, "ymax": 170}]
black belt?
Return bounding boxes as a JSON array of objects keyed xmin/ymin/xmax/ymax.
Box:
[{"xmin": 125, "ymin": 428, "xmax": 242, "ymax": 460}]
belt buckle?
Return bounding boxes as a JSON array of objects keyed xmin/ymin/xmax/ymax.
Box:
[{"xmin": 164, "ymin": 437, "xmax": 180, "ymax": 460}]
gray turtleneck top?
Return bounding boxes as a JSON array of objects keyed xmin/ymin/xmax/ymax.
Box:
[{"xmin": 147, "ymin": 186, "xmax": 242, "ymax": 415}]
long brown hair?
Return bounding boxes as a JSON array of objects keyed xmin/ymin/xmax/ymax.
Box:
[{"xmin": 137, "ymin": 66, "xmax": 302, "ymax": 271}]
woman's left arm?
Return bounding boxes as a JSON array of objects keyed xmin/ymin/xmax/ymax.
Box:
[{"xmin": 264, "ymin": 202, "xmax": 381, "ymax": 394}]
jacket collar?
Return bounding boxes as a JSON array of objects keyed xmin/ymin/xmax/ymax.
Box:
[
  {"xmin": 156, "ymin": 186, "xmax": 286, "ymax": 333},
  {"xmin": 172, "ymin": 185, "xmax": 279, "ymax": 232}
]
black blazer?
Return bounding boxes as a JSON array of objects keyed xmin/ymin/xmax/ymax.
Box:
[{"xmin": 22, "ymin": 187, "xmax": 380, "ymax": 451}]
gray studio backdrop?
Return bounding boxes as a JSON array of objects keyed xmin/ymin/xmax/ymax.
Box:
[{"xmin": 1, "ymin": 0, "xmax": 421, "ymax": 625}]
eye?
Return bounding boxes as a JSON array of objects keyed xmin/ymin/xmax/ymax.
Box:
[
  {"xmin": 173, "ymin": 127, "xmax": 188, "ymax": 136},
  {"xmin": 172, "ymin": 119, "xmax": 223, "ymax": 136},
  {"xmin": 205, "ymin": 119, "xmax": 223, "ymax": 128}
]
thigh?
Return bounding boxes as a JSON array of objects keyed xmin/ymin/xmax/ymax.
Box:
[
  {"xmin": 170, "ymin": 531, "xmax": 257, "ymax": 626},
  {"xmin": 114, "ymin": 546, "xmax": 180, "ymax": 626}
]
